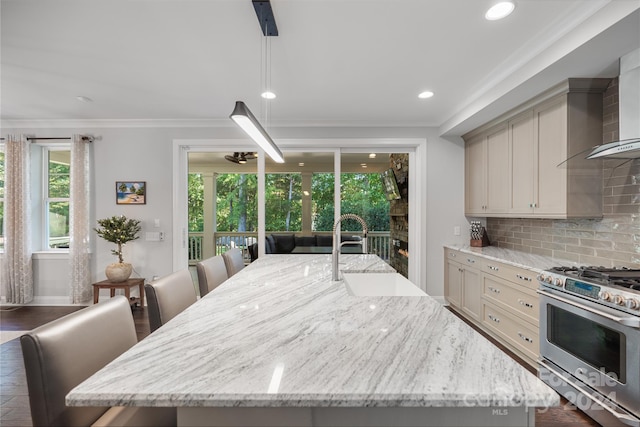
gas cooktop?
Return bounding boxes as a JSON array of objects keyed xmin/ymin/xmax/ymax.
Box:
[
  {"xmin": 548, "ymin": 266, "xmax": 640, "ymax": 291},
  {"xmin": 539, "ymin": 266, "xmax": 640, "ymax": 315}
]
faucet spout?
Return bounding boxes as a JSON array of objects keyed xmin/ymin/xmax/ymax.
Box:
[{"xmin": 332, "ymin": 214, "xmax": 368, "ymax": 281}]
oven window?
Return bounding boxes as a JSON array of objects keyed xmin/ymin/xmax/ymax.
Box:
[{"xmin": 548, "ymin": 305, "xmax": 626, "ymax": 383}]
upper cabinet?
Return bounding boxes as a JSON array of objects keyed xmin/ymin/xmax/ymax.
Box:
[
  {"xmin": 463, "ymin": 78, "xmax": 608, "ymax": 219},
  {"xmin": 465, "ymin": 124, "xmax": 509, "ymax": 215}
]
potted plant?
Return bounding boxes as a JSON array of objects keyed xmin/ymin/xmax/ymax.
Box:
[{"xmin": 95, "ymin": 215, "xmax": 141, "ymax": 282}]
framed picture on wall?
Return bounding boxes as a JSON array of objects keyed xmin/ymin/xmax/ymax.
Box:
[{"xmin": 116, "ymin": 181, "xmax": 146, "ymax": 205}]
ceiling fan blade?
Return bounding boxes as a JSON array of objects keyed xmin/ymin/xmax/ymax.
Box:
[{"xmin": 224, "ymin": 154, "xmax": 240, "ymax": 164}]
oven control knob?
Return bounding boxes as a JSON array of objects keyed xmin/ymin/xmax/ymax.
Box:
[
  {"xmin": 612, "ymin": 295, "xmax": 625, "ymax": 306},
  {"xmin": 598, "ymin": 291, "xmax": 611, "ymax": 302},
  {"xmin": 537, "ymin": 274, "xmax": 546, "ymax": 282},
  {"xmin": 553, "ymin": 278, "xmax": 563, "ymax": 287},
  {"xmin": 626, "ymin": 298, "xmax": 640, "ymax": 310},
  {"xmin": 545, "ymin": 276, "xmax": 553, "ymax": 284}
]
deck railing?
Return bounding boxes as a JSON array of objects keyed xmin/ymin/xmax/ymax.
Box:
[{"xmin": 187, "ymin": 231, "xmax": 391, "ymax": 264}]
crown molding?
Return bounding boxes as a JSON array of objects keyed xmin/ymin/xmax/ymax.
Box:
[{"xmin": 0, "ymin": 118, "xmax": 437, "ymax": 129}]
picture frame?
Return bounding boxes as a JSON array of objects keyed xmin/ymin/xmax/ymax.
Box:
[{"xmin": 116, "ymin": 181, "xmax": 146, "ymax": 205}]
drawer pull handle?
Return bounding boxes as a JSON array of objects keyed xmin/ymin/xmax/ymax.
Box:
[
  {"xmin": 518, "ymin": 332, "xmax": 533, "ymax": 343},
  {"xmin": 488, "ymin": 265, "xmax": 499, "ymax": 271},
  {"xmin": 458, "ymin": 268, "xmax": 464, "ymax": 273},
  {"xmin": 488, "ymin": 314, "xmax": 500, "ymax": 323},
  {"xmin": 451, "ymin": 253, "xmax": 456, "ymax": 257},
  {"xmin": 488, "ymin": 286, "xmax": 500, "ymax": 294},
  {"xmin": 518, "ymin": 299, "xmax": 533, "ymax": 308},
  {"xmin": 467, "ymin": 258, "xmax": 475, "ymax": 264},
  {"xmin": 516, "ymin": 274, "xmax": 532, "ymax": 282}
]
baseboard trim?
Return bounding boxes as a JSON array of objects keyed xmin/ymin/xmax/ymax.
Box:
[{"xmin": 431, "ymin": 296, "xmax": 448, "ymax": 305}]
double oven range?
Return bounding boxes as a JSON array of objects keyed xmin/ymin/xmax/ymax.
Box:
[{"xmin": 537, "ymin": 266, "xmax": 640, "ymax": 427}]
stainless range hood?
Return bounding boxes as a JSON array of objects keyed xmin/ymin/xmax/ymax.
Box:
[
  {"xmin": 587, "ymin": 49, "xmax": 639, "ymax": 160},
  {"xmin": 586, "ymin": 138, "xmax": 640, "ymax": 159}
]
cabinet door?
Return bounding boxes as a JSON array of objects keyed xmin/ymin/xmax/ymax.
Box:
[
  {"xmin": 485, "ymin": 125, "xmax": 510, "ymax": 214},
  {"xmin": 445, "ymin": 259, "xmax": 462, "ymax": 308},
  {"xmin": 465, "ymin": 135, "xmax": 485, "ymax": 215},
  {"xmin": 462, "ymin": 267, "xmax": 482, "ymax": 320},
  {"xmin": 509, "ymin": 111, "xmax": 535, "ymax": 214},
  {"xmin": 534, "ymin": 97, "xmax": 568, "ymax": 215}
]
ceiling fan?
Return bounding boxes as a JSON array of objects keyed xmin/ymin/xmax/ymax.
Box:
[{"xmin": 224, "ymin": 152, "xmax": 257, "ymax": 164}]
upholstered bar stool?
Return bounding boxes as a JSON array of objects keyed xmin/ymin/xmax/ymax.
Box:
[
  {"xmin": 144, "ymin": 269, "xmax": 197, "ymax": 333},
  {"xmin": 222, "ymin": 248, "xmax": 245, "ymax": 277},
  {"xmin": 20, "ymin": 296, "xmax": 175, "ymax": 427},
  {"xmin": 196, "ymin": 255, "xmax": 228, "ymax": 297}
]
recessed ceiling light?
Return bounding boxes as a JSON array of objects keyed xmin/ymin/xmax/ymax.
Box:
[
  {"xmin": 360, "ymin": 163, "xmax": 368, "ymax": 168},
  {"xmin": 298, "ymin": 162, "xmax": 305, "ymax": 167},
  {"xmin": 485, "ymin": 2, "xmax": 515, "ymax": 20},
  {"xmin": 303, "ymin": 190, "xmax": 310, "ymax": 196},
  {"xmin": 418, "ymin": 91, "xmax": 434, "ymax": 99},
  {"xmin": 76, "ymin": 96, "xmax": 93, "ymax": 103},
  {"xmin": 369, "ymin": 153, "xmax": 376, "ymax": 158},
  {"xmin": 261, "ymin": 91, "xmax": 276, "ymax": 99}
]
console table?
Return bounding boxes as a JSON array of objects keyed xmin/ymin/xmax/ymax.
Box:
[{"xmin": 92, "ymin": 278, "xmax": 145, "ymax": 307}]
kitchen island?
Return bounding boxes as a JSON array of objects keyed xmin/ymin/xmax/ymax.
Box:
[{"xmin": 67, "ymin": 254, "xmax": 558, "ymax": 426}]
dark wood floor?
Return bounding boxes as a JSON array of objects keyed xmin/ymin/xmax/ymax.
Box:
[{"xmin": 1, "ymin": 304, "xmax": 600, "ymax": 427}]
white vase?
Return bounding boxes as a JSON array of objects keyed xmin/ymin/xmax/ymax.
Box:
[{"xmin": 105, "ymin": 263, "xmax": 133, "ymax": 283}]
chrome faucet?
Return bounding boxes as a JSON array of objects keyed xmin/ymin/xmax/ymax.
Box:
[{"xmin": 332, "ymin": 214, "xmax": 368, "ymax": 281}]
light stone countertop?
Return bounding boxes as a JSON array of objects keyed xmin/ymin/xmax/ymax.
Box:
[
  {"xmin": 444, "ymin": 244, "xmax": 580, "ymax": 272},
  {"xmin": 67, "ymin": 254, "xmax": 558, "ymax": 409}
]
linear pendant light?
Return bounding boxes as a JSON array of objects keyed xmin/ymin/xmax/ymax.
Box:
[{"xmin": 230, "ymin": 101, "xmax": 284, "ymax": 163}]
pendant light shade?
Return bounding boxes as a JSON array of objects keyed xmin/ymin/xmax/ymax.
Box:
[{"xmin": 230, "ymin": 101, "xmax": 284, "ymax": 163}]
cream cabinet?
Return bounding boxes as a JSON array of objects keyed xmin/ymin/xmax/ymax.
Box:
[
  {"xmin": 444, "ymin": 249, "xmax": 482, "ymax": 320},
  {"xmin": 464, "ymin": 79, "xmax": 607, "ymax": 218},
  {"xmin": 464, "ymin": 124, "xmax": 509, "ymax": 215},
  {"xmin": 444, "ymin": 248, "xmax": 540, "ymax": 369}
]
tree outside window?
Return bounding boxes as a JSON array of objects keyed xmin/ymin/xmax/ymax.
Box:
[
  {"xmin": 0, "ymin": 150, "xmax": 4, "ymax": 250},
  {"xmin": 46, "ymin": 149, "xmax": 71, "ymax": 249}
]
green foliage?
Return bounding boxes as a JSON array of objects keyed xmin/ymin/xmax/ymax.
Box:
[
  {"xmin": 186, "ymin": 171, "xmax": 390, "ymax": 234},
  {"xmin": 94, "ymin": 215, "xmax": 141, "ymax": 263},
  {"xmin": 188, "ymin": 174, "xmax": 205, "ymax": 232},
  {"xmin": 216, "ymin": 174, "xmax": 258, "ymax": 232},
  {"xmin": 265, "ymin": 173, "xmax": 301, "ymax": 232},
  {"xmin": 0, "ymin": 151, "xmax": 4, "ymax": 247}
]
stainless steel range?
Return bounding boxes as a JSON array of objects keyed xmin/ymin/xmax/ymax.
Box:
[{"xmin": 537, "ymin": 266, "xmax": 640, "ymax": 427}]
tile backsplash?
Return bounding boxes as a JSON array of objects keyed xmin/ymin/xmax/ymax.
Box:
[{"xmin": 486, "ymin": 78, "xmax": 640, "ymax": 267}]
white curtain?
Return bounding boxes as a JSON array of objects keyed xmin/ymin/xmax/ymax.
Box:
[
  {"xmin": 1, "ymin": 134, "xmax": 33, "ymax": 304},
  {"xmin": 69, "ymin": 135, "xmax": 92, "ymax": 304}
]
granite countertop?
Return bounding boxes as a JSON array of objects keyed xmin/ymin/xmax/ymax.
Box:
[
  {"xmin": 444, "ymin": 244, "xmax": 579, "ymax": 272},
  {"xmin": 67, "ymin": 254, "xmax": 558, "ymax": 409}
]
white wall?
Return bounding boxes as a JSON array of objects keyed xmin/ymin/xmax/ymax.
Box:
[
  {"xmin": 1, "ymin": 124, "xmax": 465, "ymax": 303},
  {"xmin": 425, "ymin": 131, "xmax": 467, "ymax": 296}
]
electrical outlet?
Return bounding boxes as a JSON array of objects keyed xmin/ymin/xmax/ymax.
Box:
[{"xmin": 453, "ymin": 226, "xmax": 461, "ymax": 236}]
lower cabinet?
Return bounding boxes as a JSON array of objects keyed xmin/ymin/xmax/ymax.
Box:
[{"xmin": 444, "ymin": 248, "xmax": 540, "ymax": 369}]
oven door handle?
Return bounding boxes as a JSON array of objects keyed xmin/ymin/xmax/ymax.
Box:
[
  {"xmin": 537, "ymin": 289, "xmax": 640, "ymax": 329},
  {"xmin": 539, "ymin": 359, "xmax": 640, "ymax": 427}
]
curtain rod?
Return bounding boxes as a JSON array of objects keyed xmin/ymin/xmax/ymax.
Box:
[{"xmin": 0, "ymin": 136, "xmax": 94, "ymax": 142}]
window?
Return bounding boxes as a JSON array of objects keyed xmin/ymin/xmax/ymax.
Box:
[
  {"xmin": 45, "ymin": 148, "xmax": 71, "ymax": 249},
  {"xmin": 0, "ymin": 148, "xmax": 4, "ymax": 251}
]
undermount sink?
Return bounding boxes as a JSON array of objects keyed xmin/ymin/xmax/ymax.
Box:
[{"xmin": 342, "ymin": 273, "xmax": 427, "ymax": 296}]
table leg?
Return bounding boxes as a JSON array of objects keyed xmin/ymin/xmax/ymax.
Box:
[
  {"xmin": 110, "ymin": 288, "xmax": 116, "ymax": 298},
  {"xmin": 125, "ymin": 287, "xmax": 131, "ymax": 303},
  {"xmin": 139, "ymin": 282, "xmax": 145, "ymax": 308},
  {"xmin": 93, "ymin": 287, "xmax": 99, "ymax": 304}
]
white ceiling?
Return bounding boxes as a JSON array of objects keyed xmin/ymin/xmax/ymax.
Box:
[{"xmin": 1, "ymin": 0, "xmax": 639, "ymax": 135}]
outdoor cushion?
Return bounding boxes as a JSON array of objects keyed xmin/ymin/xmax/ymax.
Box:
[
  {"xmin": 265, "ymin": 235, "xmax": 276, "ymax": 254},
  {"xmin": 295, "ymin": 236, "xmax": 316, "ymax": 247},
  {"xmin": 272, "ymin": 234, "xmax": 296, "ymax": 253},
  {"xmin": 315, "ymin": 235, "xmax": 333, "ymax": 247}
]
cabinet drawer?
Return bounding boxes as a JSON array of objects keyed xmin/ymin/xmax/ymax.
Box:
[
  {"xmin": 482, "ymin": 275, "xmax": 538, "ymax": 326},
  {"xmin": 445, "ymin": 248, "xmax": 460, "ymax": 261},
  {"xmin": 482, "ymin": 260, "xmax": 537, "ymax": 290},
  {"xmin": 482, "ymin": 302, "xmax": 539, "ymax": 362},
  {"xmin": 460, "ymin": 253, "xmax": 481, "ymax": 268}
]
